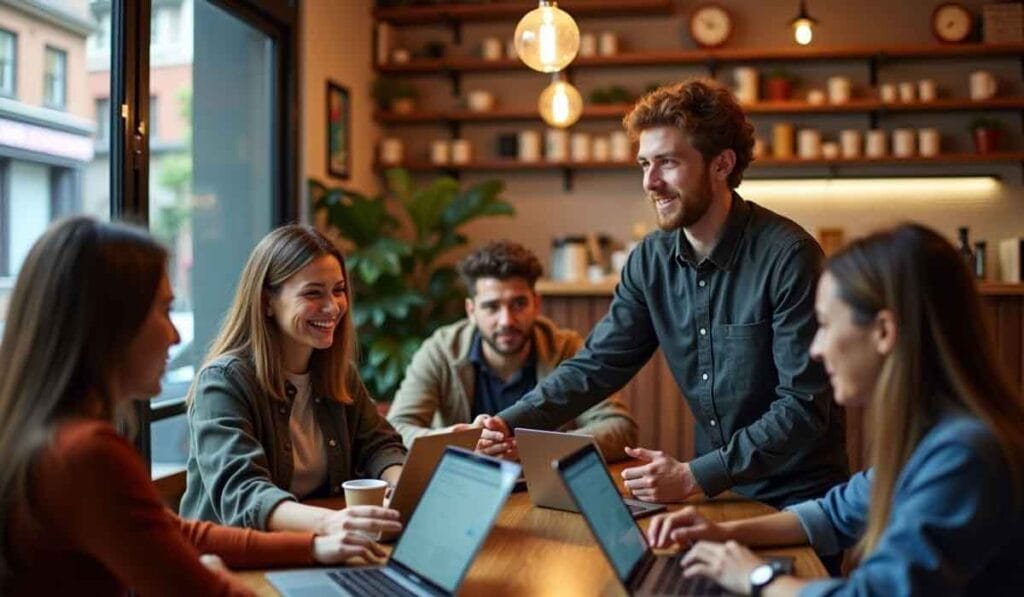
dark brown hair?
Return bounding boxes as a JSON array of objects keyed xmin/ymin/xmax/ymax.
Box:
[
  {"xmin": 457, "ymin": 240, "xmax": 543, "ymax": 296},
  {"xmin": 623, "ymin": 78, "xmax": 755, "ymax": 188},
  {"xmin": 826, "ymin": 223, "xmax": 1024, "ymax": 557}
]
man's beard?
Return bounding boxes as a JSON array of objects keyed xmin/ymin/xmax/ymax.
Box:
[
  {"xmin": 649, "ymin": 165, "xmax": 714, "ymax": 231},
  {"xmin": 481, "ymin": 325, "xmax": 532, "ymax": 356}
]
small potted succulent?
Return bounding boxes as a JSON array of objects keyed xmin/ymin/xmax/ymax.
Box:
[
  {"xmin": 969, "ymin": 117, "xmax": 1003, "ymax": 154},
  {"xmin": 764, "ymin": 68, "xmax": 799, "ymax": 102},
  {"xmin": 588, "ymin": 85, "xmax": 633, "ymax": 105},
  {"xmin": 372, "ymin": 77, "xmax": 418, "ymax": 114}
]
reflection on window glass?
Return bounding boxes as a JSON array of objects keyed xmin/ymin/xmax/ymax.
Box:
[
  {"xmin": 148, "ymin": 0, "xmax": 276, "ymax": 477},
  {"xmin": 0, "ymin": 2, "xmax": 110, "ymax": 331}
]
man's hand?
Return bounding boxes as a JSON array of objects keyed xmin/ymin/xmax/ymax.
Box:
[
  {"xmin": 621, "ymin": 446, "xmax": 701, "ymax": 502},
  {"xmin": 472, "ymin": 415, "xmax": 518, "ymax": 461}
]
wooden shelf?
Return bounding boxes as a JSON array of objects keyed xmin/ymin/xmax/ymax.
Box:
[
  {"xmin": 374, "ymin": 0, "xmax": 673, "ymax": 25},
  {"xmin": 376, "ymin": 43, "xmax": 1024, "ymax": 74},
  {"xmin": 376, "ymin": 98, "xmax": 1024, "ymax": 124}
]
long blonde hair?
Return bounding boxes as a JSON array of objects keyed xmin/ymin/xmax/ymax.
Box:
[
  {"xmin": 0, "ymin": 217, "xmax": 167, "ymax": 580},
  {"xmin": 826, "ymin": 224, "xmax": 1024, "ymax": 557},
  {"xmin": 189, "ymin": 225, "xmax": 357, "ymax": 406}
]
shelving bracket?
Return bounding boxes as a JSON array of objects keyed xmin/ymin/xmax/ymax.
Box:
[{"xmin": 561, "ymin": 166, "xmax": 574, "ymax": 192}]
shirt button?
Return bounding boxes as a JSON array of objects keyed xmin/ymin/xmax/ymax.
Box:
[
  {"xmin": 702, "ymin": 372, "xmax": 709, "ymax": 381},
  {"xmin": 284, "ymin": 442, "xmax": 292, "ymax": 451},
  {"xmin": 710, "ymin": 420, "xmax": 717, "ymax": 427},
  {"xmin": 699, "ymin": 327, "xmax": 707, "ymax": 336},
  {"xmin": 278, "ymin": 406, "xmax": 287, "ymax": 415},
  {"xmin": 698, "ymin": 280, "xmax": 706, "ymax": 288},
  {"xmin": 328, "ymin": 439, "xmax": 337, "ymax": 447},
  {"xmin": 314, "ymin": 397, "xmax": 321, "ymax": 404}
]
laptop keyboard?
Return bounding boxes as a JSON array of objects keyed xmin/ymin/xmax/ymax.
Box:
[
  {"xmin": 328, "ymin": 568, "xmax": 418, "ymax": 596},
  {"xmin": 651, "ymin": 554, "xmax": 726, "ymax": 596}
]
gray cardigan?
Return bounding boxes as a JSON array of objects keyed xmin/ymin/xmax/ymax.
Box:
[{"xmin": 179, "ymin": 355, "xmax": 407, "ymax": 530}]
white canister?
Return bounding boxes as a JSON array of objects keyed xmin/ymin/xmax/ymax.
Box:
[
  {"xmin": 562, "ymin": 239, "xmax": 588, "ymax": 281},
  {"xmin": 807, "ymin": 89, "xmax": 826, "ymax": 105},
  {"xmin": 379, "ymin": 137, "xmax": 404, "ymax": 165},
  {"xmin": 571, "ymin": 132, "xmax": 592, "ymax": 162},
  {"xmin": 545, "ymin": 128, "xmax": 569, "ymax": 162},
  {"xmin": 451, "ymin": 139, "xmax": 472, "ymax": 164},
  {"xmin": 610, "ymin": 131, "xmax": 631, "ymax": 162},
  {"xmin": 518, "ymin": 130, "xmax": 541, "ymax": 162},
  {"xmin": 467, "ymin": 90, "xmax": 495, "ymax": 112},
  {"xmin": 752, "ymin": 136, "xmax": 767, "ymax": 159},
  {"xmin": 840, "ymin": 129, "xmax": 862, "ymax": 159},
  {"xmin": 827, "ymin": 76, "xmax": 851, "ymax": 104},
  {"xmin": 878, "ymin": 83, "xmax": 897, "ymax": 103},
  {"xmin": 734, "ymin": 67, "xmax": 759, "ymax": 104},
  {"xmin": 482, "ymin": 37, "xmax": 503, "ymax": 61},
  {"xmin": 969, "ymin": 70, "xmax": 997, "ymax": 100},
  {"xmin": 918, "ymin": 79, "xmax": 937, "ymax": 102},
  {"xmin": 918, "ymin": 128, "xmax": 940, "ymax": 157},
  {"xmin": 579, "ymin": 32, "xmax": 597, "ymax": 57},
  {"xmin": 865, "ymin": 129, "xmax": 887, "ymax": 158},
  {"xmin": 892, "ymin": 128, "xmax": 916, "ymax": 158},
  {"xmin": 798, "ymin": 129, "xmax": 822, "ymax": 160},
  {"xmin": 821, "ymin": 142, "xmax": 840, "ymax": 160},
  {"xmin": 898, "ymin": 81, "xmax": 916, "ymax": 103},
  {"xmin": 430, "ymin": 139, "xmax": 450, "ymax": 165},
  {"xmin": 598, "ymin": 31, "xmax": 618, "ymax": 56}
]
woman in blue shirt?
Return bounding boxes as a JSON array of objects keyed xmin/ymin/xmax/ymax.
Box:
[{"xmin": 646, "ymin": 223, "xmax": 1024, "ymax": 596}]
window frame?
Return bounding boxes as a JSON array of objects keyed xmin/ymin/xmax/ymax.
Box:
[
  {"xmin": 0, "ymin": 28, "xmax": 17, "ymax": 98},
  {"xmin": 42, "ymin": 45, "xmax": 68, "ymax": 109}
]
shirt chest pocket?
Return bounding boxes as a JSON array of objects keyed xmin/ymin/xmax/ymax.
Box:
[{"xmin": 716, "ymin": 320, "xmax": 773, "ymax": 394}]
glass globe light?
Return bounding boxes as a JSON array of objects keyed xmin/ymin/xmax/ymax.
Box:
[
  {"xmin": 538, "ymin": 76, "xmax": 583, "ymax": 129},
  {"xmin": 514, "ymin": 1, "xmax": 580, "ymax": 73},
  {"xmin": 793, "ymin": 19, "xmax": 814, "ymax": 45}
]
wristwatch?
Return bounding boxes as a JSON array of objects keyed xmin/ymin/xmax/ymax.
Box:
[{"xmin": 749, "ymin": 561, "xmax": 785, "ymax": 597}]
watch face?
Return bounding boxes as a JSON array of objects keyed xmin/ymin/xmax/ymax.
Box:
[
  {"xmin": 933, "ymin": 4, "xmax": 971, "ymax": 42},
  {"xmin": 691, "ymin": 5, "xmax": 732, "ymax": 48},
  {"xmin": 750, "ymin": 563, "xmax": 775, "ymax": 585}
]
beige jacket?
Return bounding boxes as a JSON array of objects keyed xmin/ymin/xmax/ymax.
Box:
[{"xmin": 387, "ymin": 316, "xmax": 638, "ymax": 461}]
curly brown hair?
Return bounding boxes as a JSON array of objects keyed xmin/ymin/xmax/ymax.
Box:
[
  {"xmin": 623, "ymin": 78, "xmax": 755, "ymax": 188},
  {"xmin": 458, "ymin": 240, "xmax": 543, "ymax": 296}
]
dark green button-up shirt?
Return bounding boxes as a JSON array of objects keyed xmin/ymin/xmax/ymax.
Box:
[{"xmin": 499, "ymin": 193, "xmax": 849, "ymax": 508}]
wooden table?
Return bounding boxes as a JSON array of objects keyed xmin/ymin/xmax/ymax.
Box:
[{"xmin": 240, "ymin": 462, "xmax": 827, "ymax": 596}]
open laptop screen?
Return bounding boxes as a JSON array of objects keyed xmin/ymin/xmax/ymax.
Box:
[
  {"xmin": 391, "ymin": 449, "xmax": 510, "ymax": 593},
  {"xmin": 561, "ymin": 447, "xmax": 648, "ymax": 581}
]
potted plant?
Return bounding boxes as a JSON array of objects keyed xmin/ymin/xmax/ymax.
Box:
[
  {"xmin": 764, "ymin": 68, "xmax": 798, "ymax": 102},
  {"xmin": 372, "ymin": 77, "xmax": 418, "ymax": 114},
  {"xmin": 309, "ymin": 168, "xmax": 515, "ymax": 401},
  {"xmin": 969, "ymin": 117, "xmax": 1003, "ymax": 154}
]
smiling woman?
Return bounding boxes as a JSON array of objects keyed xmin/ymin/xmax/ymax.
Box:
[{"xmin": 180, "ymin": 225, "xmax": 408, "ymax": 544}]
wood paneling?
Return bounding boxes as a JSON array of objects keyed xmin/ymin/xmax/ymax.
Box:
[{"xmin": 543, "ymin": 287, "xmax": 1024, "ymax": 472}]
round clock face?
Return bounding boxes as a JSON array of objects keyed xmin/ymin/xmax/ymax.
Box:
[
  {"xmin": 932, "ymin": 3, "xmax": 972, "ymax": 42},
  {"xmin": 690, "ymin": 4, "xmax": 733, "ymax": 48}
]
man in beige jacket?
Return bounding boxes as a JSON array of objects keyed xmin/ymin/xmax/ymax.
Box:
[{"xmin": 387, "ymin": 240, "xmax": 637, "ymax": 462}]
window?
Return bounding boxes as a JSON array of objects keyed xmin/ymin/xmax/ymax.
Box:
[
  {"xmin": 93, "ymin": 15, "xmax": 111, "ymax": 50},
  {"xmin": 95, "ymin": 98, "xmax": 111, "ymax": 145},
  {"xmin": 149, "ymin": 95, "xmax": 158, "ymax": 140},
  {"xmin": 0, "ymin": 29, "xmax": 15, "ymax": 97},
  {"xmin": 43, "ymin": 46, "xmax": 67, "ymax": 109}
]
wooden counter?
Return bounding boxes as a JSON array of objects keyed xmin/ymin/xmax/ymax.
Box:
[
  {"xmin": 537, "ymin": 279, "xmax": 1024, "ymax": 472},
  {"xmin": 239, "ymin": 461, "xmax": 826, "ymax": 596}
]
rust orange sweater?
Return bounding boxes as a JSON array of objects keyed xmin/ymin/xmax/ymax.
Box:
[{"xmin": 4, "ymin": 419, "xmax": 316, "ymax": 596}]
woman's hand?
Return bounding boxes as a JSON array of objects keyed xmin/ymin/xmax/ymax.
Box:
[
  {"xmin": 312, "ymin": 532, "xmax": 388, "ymax": 565},
  {"xmin": 646, "ymin": 506, "xmax": 728, "ymax": 548},
  {"xmin": 680, "ymin": 540, "xmax": 765, "ymax": 596},
  {"xmin": 317, "ymin": 505, "xmax": 402, "ymax": 536}
]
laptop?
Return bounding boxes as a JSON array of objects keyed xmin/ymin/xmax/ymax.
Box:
[
  {"xmin": 516, "ymin": 428, "xmax": 666, "ymax": 519},
  {"xmin": 386, "ymin": 428, "xmax": 483, "ymax": 528},
  {"xmin": 555, "ymin": 443, "xmax": 744, "ymax": 596},
  {"xmin": 267, "ymin": 447, "xmax": 520, "ymax": 596}
]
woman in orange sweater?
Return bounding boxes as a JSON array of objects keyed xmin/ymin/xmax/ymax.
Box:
[{"xmin": 0, "ymin": 218, "xmax": 393, "ymax": 595}]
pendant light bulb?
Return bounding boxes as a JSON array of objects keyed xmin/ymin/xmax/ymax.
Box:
[
  {"xmin": 789, "ymin": 1, "xmax": 818, "ymax": 46},
  {"xmin": 514, "ymin": 1, "xmax": 580, "ymax": 73},
  {"xmin": 538, "ymin": 74, "xmax": 583, "ymax": 128}
]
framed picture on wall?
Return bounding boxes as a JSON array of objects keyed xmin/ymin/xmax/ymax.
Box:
[{"xmin": 327, "ymin": 81, "xmax": 350, "ymax": 179}]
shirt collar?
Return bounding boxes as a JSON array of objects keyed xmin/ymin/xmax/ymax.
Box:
[{"xmin": 674, "ymin": 191, "xmax": 749, "ymax": 271}]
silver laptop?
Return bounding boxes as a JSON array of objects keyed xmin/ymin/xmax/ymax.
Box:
[
  {"xmin": 516, "ymin": 428, "xmax": 665, "ymax": 519},
  {"xmin": 267, "ymin": 447, "xmax": 520, "ymax": 596},
  {"xmin": 554, "ymin": 443, "xmax": 729, "ymax": 596},
  {"xmin": 387, "ymin": 428, "xmax": 483, "ymax": 528}
]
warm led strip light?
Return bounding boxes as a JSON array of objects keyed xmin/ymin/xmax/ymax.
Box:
[{"xmin": 737, "ymin": 177, "xmax": 1001, "ymax": 204}]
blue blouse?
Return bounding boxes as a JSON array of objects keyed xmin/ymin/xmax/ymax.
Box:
[{"xmin": 788, "ymin": 414, "xmax": 1024, "ymax": 595}]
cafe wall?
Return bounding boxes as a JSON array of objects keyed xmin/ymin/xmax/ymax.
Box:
[{"xmin": 302, "ymin": 0, "xmax": 1023, "ymax": 275}]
